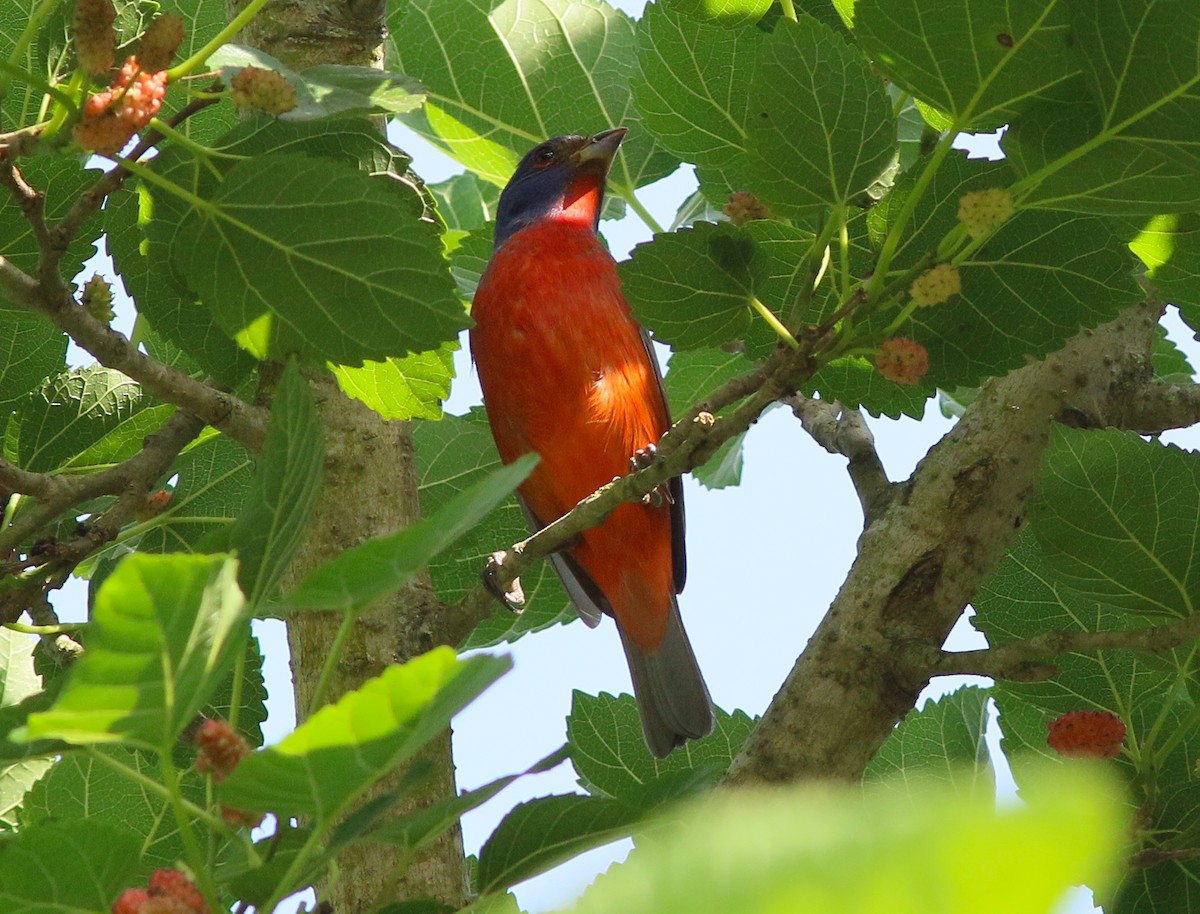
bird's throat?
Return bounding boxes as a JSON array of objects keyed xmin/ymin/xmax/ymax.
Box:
[{"xmin": 555, "ymin": 173, "xmax": 604, "ymax": 231}]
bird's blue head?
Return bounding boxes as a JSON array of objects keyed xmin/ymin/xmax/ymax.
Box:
[{"xmin": 492, "ymin": 127, "xmax": 627, "ymax": 250}]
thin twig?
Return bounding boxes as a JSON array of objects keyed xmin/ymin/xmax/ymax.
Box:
[
  {"xmin": 0, "ymin": 256, "xmax": 267, "ymax": 449},
  {"xmin": 786, "ymin": 394, "xmax": 894, "ymax": 525},
  {"xmin": 0, "ymin": 410, "xmax": 207, "ymax": 624},
  {"xmin": 0, "ymin": 408, "xmax": 207, "ymax": 555},
  {"xmin": 917, "ymin": 612, "xmax": 1200, "ymax": 682}
]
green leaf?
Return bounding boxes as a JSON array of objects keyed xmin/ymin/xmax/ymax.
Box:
[
  {"xmin": 414, "ymin": 409, "xmax": 577, "ymax": 648},
  {"xmin": 107, "ymin": 182, "xmax": 254, "ymax": 387},
  {"xmin": 228, "ymin": 362, "xmax": 323, "ymax": 605},
  {"xmin": 0, "ymin": 0, "xmax": 70, "ymax": 138},
  {"xmin": 209, "ymin": 44, "xmax": 427, "ymax": 121},
  {"xmin": 1031, "ymin": 426, "xmax": 1200, "ymax": 619},
  {"xmin": 449, "ymin": 231, "xmax": 494, "ymax": 302},
  {"xmin": 568, "ymin": 691, "xmax": 754, "ymax": 806},
  {"xmin": 476, "ymin": 793, "xmax": 643, "ymax": 893},
  {"xmin": 27, "ymin": 554, "xmax": 248, "ymax": 749},
  {"xmin": 0, "ymin": 311, "xmax": 65, "ymax": 444},
  {"xmin": 7, "ymin": 367, "xmax": 149, "ymax": 473},
  {"xmin": 870, "ymin": 154, "xmax": 1141, "ymax": 388},
  {"xmin": 1069, "ymin": 0, "xmax": 1200, "ymax": 176},
  {"xmin": 430, "ymin": 173, "xmax": 501, "ymax": 233},
  {"xmin": 803, "ymin": 357, "xmax": 932, "ymax": 419},
  {"xmin": 663, "ymin": 0, "xmax": 771, "ymax": 26},
  {"xmin": 281, "ymin": 454, "xmax": 536, "ymax": 615},
  {"xmin": 201, "ymin": 634, "xmax": 269, "ymax": 750},
  {"xmin": 332, "ymin": 344, "xmax": 456, "ymax": 421},
  {"xmin": 390, "ymin": 0, "xmax": 679, "ymax": 195},
  {"xmin": 1005, "ymin": 1, "xmax": 1200, "ymax": 214},
  {"xmin": 172, "ymin": 153, "xmax": 466, "ymax": 364},
  {"xmin": 0, "ymin": 629, "xmax": 51, "ymax": 827},
  {"xmin": 0, "ymin": 154, "xmax": 103, "ymax": 290},
  {"xmin": 364, "ymin": 745, "xmax": 570, "ymax": 851},
  {"xmin": 21, "ymin": 746, "xmax": 201, "ymax": 870},
  {"xmin": 974, "ymin": 529, "xmax": 1200, "ymax": 911},
  {"xmin": 1129, "ymin": 213, "xmax": 1200, "ymax": 328},
  {"xmin": 620, "ymin": 221, "xmax": 781, "ymax": 354},
  {"xmin": 0, "ymin": 822, "xmax": 142, "ymax": 914},
  {"xmin": 218, "ymin": 648, "xmax": 510, "ymax": 819},
  {"xmin": 633, "ymin": 2, "xmax": 761, "ymax": 194},
  {"xmin": 863, "ymin": 685, "xmax": 994, "ymax": 800},
  {"xmin": 745, "ymin": 15, "xmax": 897, "ymax": 220},
  {"xmin": 1004, "ymin": 96, "xmax": 1200, "ymax": 216},
  {"xmin": 856, "ymin": 0, "xmax": 1079, "ymax": 130},
  {"xmin": 134, "ymin": 431, "xmax": 254, "ymax": 556},
  {"xmin": 564, "ymin": 764, "xmax": 1125, "ymax": 914},
  {"xmin": 1151, "ymin": 324, "xmax": 1194, "ymax": 385},
  {"xmin": 664, "ymin": 347, "xmax": 755, "ymax": 489}
]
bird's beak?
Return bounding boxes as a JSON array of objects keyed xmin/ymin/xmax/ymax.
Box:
[{"xmin": 573, "ymin": 127, "xmax": 627, "ymax": 172}]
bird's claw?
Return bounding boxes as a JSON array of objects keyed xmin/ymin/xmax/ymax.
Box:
[
  {"xmin": 483, "ymin": 550, "xmax": 525, "ymax": 613},
  {"xmin": 630, "ymin": 443, "xmax": 674, "ymax": 508}
]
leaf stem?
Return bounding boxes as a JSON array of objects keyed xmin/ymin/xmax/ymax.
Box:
[
  {"xmin": 0, "ymin": 59, "xmax": 77, "ymax": 115},
  {"xmin": 2, "ymin": 620, "xmax": 84, "ymax": 635},
  {"xmin": 779, "ymin": 0, "xmax": 798, "ymax": 22},
  {"xmin": 228, "ymin": 641, "xmax": 249, "ymax": 731},
  {"xmin": 749, "ymin": 296, "xmax": 800, "ymax": 350},
  {"xmin": 83, "ymin": 746, "xmax": 237, "ymax": 837},
  {"xmin": 0, "ymin": 0, "xmax": 64, "ymax": 101},
  {"xmin": 837, "ymin": 207, "xmax": 851, "ymax": 301},
  {"xmin": 307, "ymin": 610, "xmax": 357, "ymax": 716},
  {"xmin": 149, "ymin": 116, "xmax": 247, "ymax": 167},
  {"xmin": 622, "ymin": 188, "xmax": 665, "ymax": 235},
  {"xmin": 866, "ymin": 129, "xmax": 957, "ymax": 300},
  {"xmin": 168, "ymin": 0, "xmax": 275, "ymax": 80},
  {"xmin": 159, "ymin": 747, "xmax": 221, "ymax": 905}
]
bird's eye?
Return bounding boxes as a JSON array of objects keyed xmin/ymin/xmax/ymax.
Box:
[{"xmin": 532, "ymin": 145, "xmax": 556, "ymax": 167}]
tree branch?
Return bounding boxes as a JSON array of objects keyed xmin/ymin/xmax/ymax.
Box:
[
  {"xmin": 444, "ymin": 343, "xmax": 815, "ymax": 646},
  {"xmin": 723, "ymin": 299, "xmax": 1166, "ymax": 786},
  {"xmin": 786, "ymin": 394, "xmax": 894, "ymax": 525},
  {"xmin": 0, "ymin": 408, "xmax": 207, "ymax": 555},
  {"xmin": 0, "ymin": 409, "xmax": 206, "ymax": 624},
  {"xmin": 916, "ymin": 612, "xmax": 1200, "ymax": 681},
  {"xmin": 0, "ymin": 256, "xmax": 267, "ymax": 449},
  {"xmin": 1116, "ymin": 380, "xmax": 1200, "ymax": 435}
]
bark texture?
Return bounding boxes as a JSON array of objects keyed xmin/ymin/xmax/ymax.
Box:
[
  {"xmin": 725, "ymin": 300, "xmax": 1164, "ymax": 786},
  {"xmin": 226, "ymin": 0, "xmax": 470, "ymax": 907}
]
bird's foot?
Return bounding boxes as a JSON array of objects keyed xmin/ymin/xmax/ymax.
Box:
[
  {"xmin": 483, "ymin": 550, "xmax": 525, "ymax": 612},
  {"xmin": 630, "ymin": 443, "xmax": 674, "ymax": 508}
]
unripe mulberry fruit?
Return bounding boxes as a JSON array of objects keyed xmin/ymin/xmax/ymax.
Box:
[
  {"xmin": 230, "ymin": 67, "xmax": 297, "ymax": 116},
  {"xmin": 909, "ymin": 263, "xmax": 961, "ymax": 307},
  {"xmin": 957, "ymin": 188, "xmax": 1014, "ymax": 239},
  {"xmin": 73, "ymin": 0, "xmax": 117, "ymax": 76},
  {"xmin": 137, "ymin": 13, "xmax": 185, "ymax": 73},
  {"xmin": 148, "ymin": 870, "xmax": 207, "ymax": 913},
  {"xmin": 875, "ymin": 337, "xmax": 928, "ymax": 386},
  {"xmin": 195, "ymin": 718, "xmax": 251, "ymax": 781},
  {"xmin": 1047, "ymin": 710, "xmax": 1125, "ymax": 760},
  {"xmin": 135, "ymin": 489, "xmax": 172, "ymax": 521},
  {"xmin": 75, "ymin": 56, "xmax": 168, "ymax": 156},
  {"xmin": 111, "ymin": 888, "xmax": 150, "ymax": 914},
  {"xmin": 723, "ymin": 191, "xmax": 771, "ymax": 226},
  {"xmin": 81, "ymin": 274, "xmax": 115, "ymax": 323},
  {"xmin": 73, "ymin": 114, "xmax": 137, "ymax": 157}
]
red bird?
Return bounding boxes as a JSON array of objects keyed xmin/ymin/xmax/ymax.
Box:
[{"xmin": 471, "ymin": 128, "xmax": 715, "ymax": 757}]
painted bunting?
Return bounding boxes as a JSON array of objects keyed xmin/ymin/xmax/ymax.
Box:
[{"xmin": 471, "ymin": 128, "xmax": 716, "ymax": 757}]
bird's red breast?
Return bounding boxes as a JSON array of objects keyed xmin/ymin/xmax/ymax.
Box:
[{"xmin": 471, "ymin": 219, "xmax": 675, "ymax": 651}]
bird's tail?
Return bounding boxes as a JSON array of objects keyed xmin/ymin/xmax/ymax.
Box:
[{"xmin": 618, "ymin": 598, "xmax": 715, "ymax": 758}]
